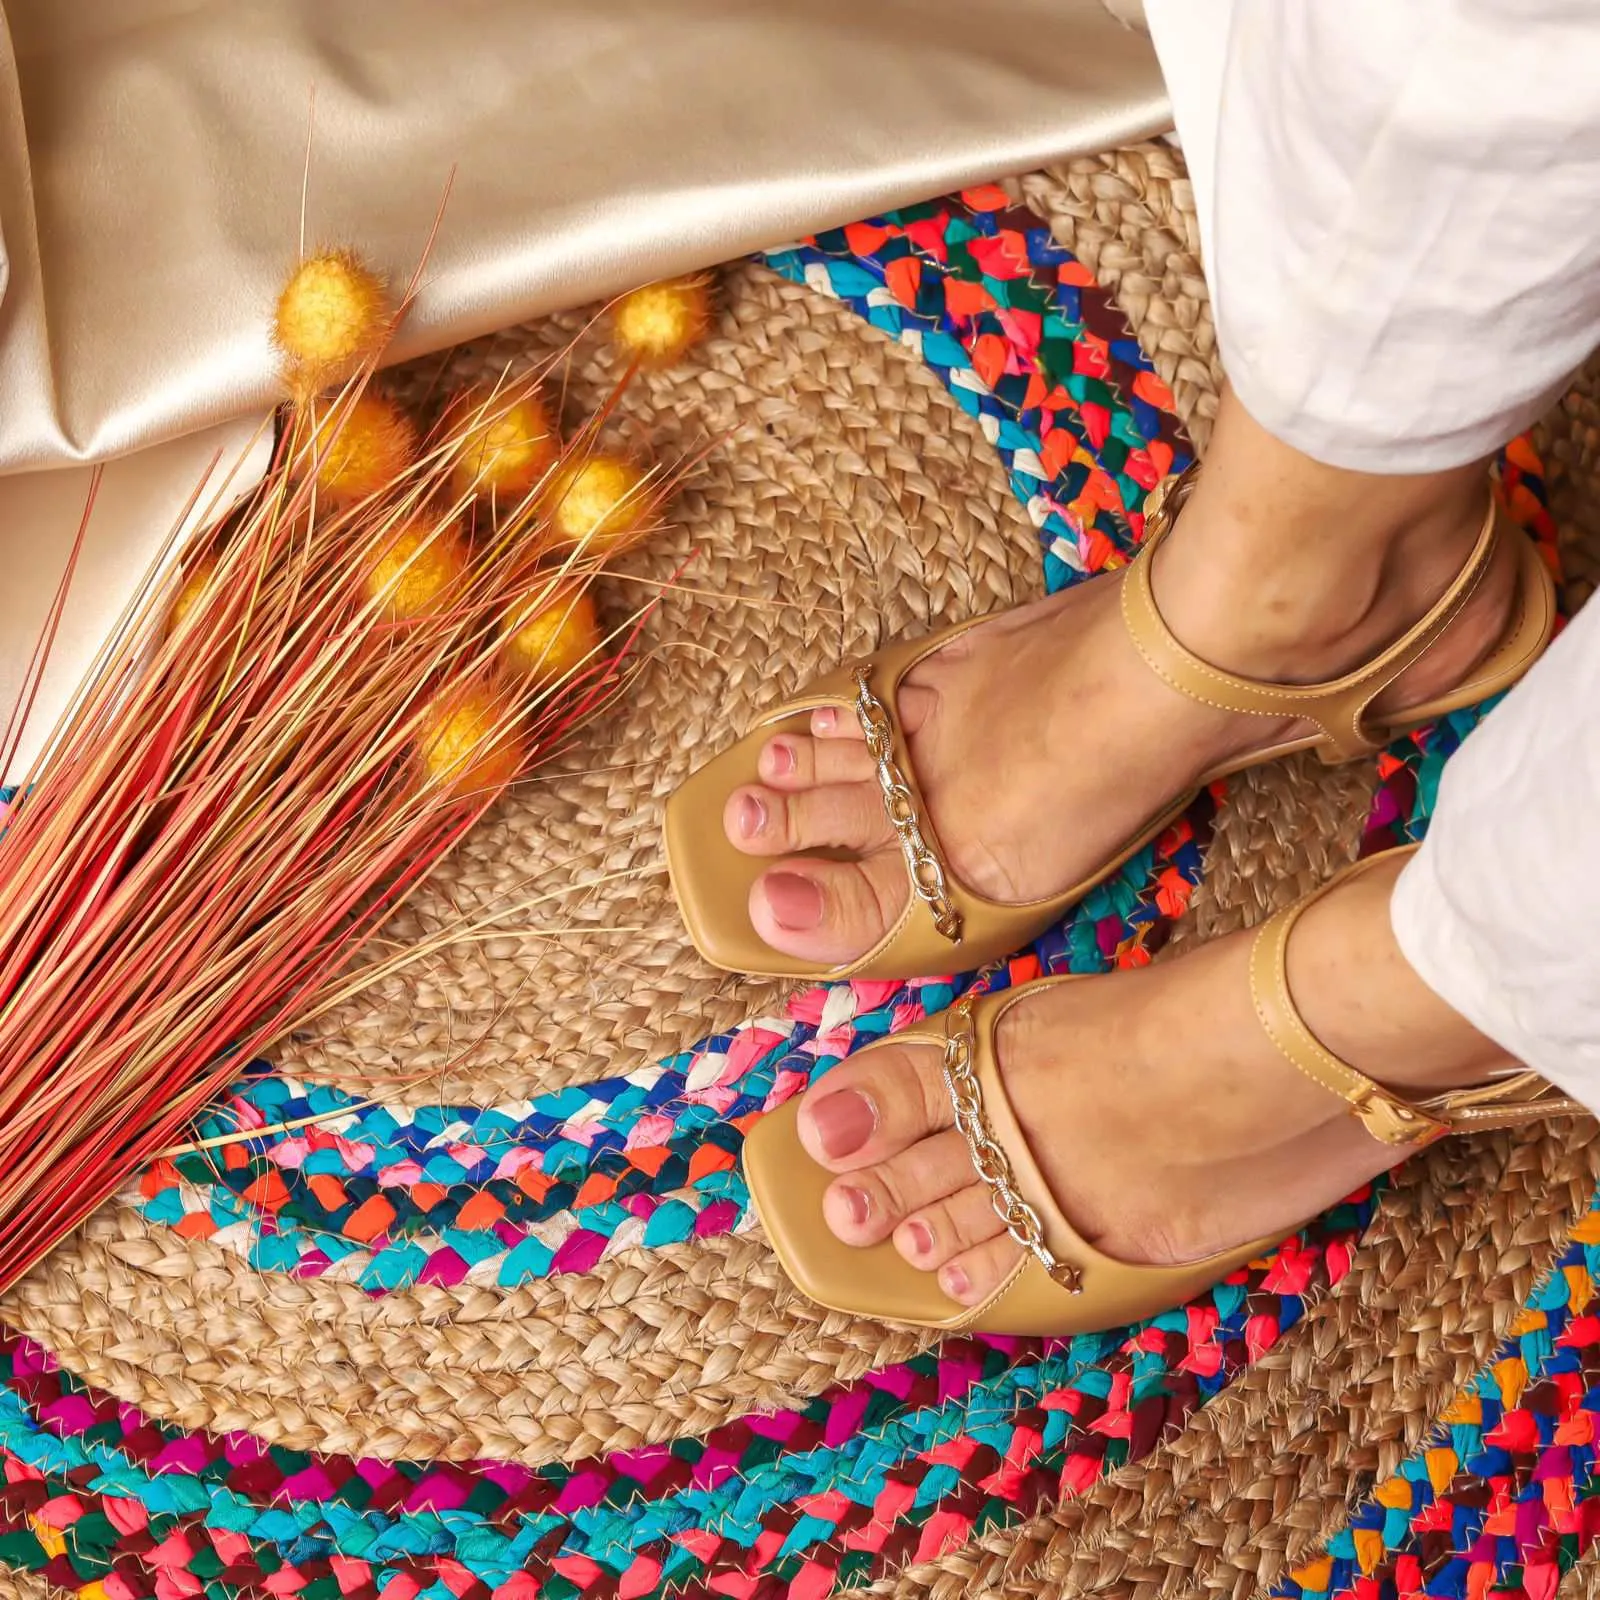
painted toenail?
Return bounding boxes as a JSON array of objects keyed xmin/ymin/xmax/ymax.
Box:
[
  {"xmin": 905, "ymin": 1219, "xmax": 934, "ymax": 1258},
  {"xmin": 736, "ymin": 794, "xmax": 767, "ymax": 839},
  {"xmin": 809, "ymin": 1089, "xmax": 877, "ymax": 1160},
  {"xmin": 941, "ymin": 1264, "xmax": 970, "ymax": 1300},
  {"xmin": 840, "ymin": 1185, "xmax": 871, "ymax": 1228},
  {"xmin": 812, "ymin": 707, "xmax": 837, "ymax": 735},
  {"xmin": 764, "ymin": 871, "xmax": 824, "ymax": 931},
  {"xmin": 766, "ymin": 741, "xmax": 796, "ymax": 778}
]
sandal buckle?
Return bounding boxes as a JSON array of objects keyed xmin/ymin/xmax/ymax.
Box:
[{"xmin": 1351, "ymin": 1086, "xmax": 1444, "ymax": 1147}]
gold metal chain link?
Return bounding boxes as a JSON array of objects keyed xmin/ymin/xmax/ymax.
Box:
[
  {"xmin": 850, "ymin": 665, "xmax": 963, "ymax": 943},
  {"xmin": 941, "ymin": 999, "xmax": 1083, "ymax": 1294}
]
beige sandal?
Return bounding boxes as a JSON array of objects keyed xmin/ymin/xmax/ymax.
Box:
[
  {"xmin": 665, "ymin": 466, "xmax": 1555, "ymax": 981},
  {"xmin": 743, "ymin": 848, "xmax": 1581, "ymax": 1336}
]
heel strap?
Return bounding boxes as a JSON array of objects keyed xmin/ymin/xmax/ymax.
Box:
[
  {"xmin": 1123, "ymin": 465, "xmax": 1500, "ymax": 761},
  {"xmin": 1414, "ymin": 1071, "xmax": 1584, "ymax": 1133},
  {"xmin": 1248, "ymin": 848, "xmax": 1581, "ymax": 1146}
]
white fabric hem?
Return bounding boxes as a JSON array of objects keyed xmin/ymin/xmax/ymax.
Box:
[
  {"xmin": 1390, "ymin": 839, "xmax": 1600, "ymax": 1110},
  {"xmin": 1147, "ymin": 0, "xmax": 1600, "ymax": 477},
  {"xmin": 1224, "ymin": 361, "xmax": 1575, "ymax": 476}
]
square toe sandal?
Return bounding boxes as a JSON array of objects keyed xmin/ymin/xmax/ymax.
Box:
[
  {"xmin": 664, "ymin": 465, "xmax": 1556, "ymax": 982},
  {"xmin": 742, "ymin": 847, "xmax": 1583, "ymax": 1337}
]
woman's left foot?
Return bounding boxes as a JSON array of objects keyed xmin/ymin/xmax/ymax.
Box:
[{"xmin": 793, "ymin": 852, "xmax": 1516, "ymax": 1307}]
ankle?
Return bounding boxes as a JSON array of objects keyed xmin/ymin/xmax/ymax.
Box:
[
  {"xmin": 1288, "ymin": 854, "xmax": 1517, "ymax": 1095},
  {"xmin": 1149, "ymin": 388, "xmax": 1494, "ymax": 682}
]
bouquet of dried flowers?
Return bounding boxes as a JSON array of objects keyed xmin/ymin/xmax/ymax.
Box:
[{"xmin": 0, "ymin": 247, "xmax": 706, "ymax": 1295}]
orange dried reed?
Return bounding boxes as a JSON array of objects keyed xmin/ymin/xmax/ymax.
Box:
[{"xmin": 0, "ymin": 311, "xmax": 673, "ymax": 1295}]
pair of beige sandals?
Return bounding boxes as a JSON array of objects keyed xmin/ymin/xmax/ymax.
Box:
[{"xmin": 664, "ymin": 467, "xmax": 1579, "ymax": 1335}]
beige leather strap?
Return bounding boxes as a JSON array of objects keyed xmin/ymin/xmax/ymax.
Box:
[
  {"xmin": 1122, "ymin": 464, "xmax": 1501, "ymax": 761},
  {"xmin": 1249, "ymin": 848, "xmax": 1448, "ymax": 1147},
  {"xmin": 1417, "ymin": 1071, "xmax": 1585, "ymax": 1131}
]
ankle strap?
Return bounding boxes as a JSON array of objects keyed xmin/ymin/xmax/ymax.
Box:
[
  {"xmin": 1249, "ymin": 847, "xmax": 1584, "ymax": 1146},
  {"xmin": 1123, "ymin": 464, "xmax": 1501, "ymax": 761},
  {"xmin": 1249, "ymin": 850, "xmax": 1446, "ymax": 1147}
]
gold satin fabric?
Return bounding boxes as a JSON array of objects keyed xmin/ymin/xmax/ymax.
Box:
[
  {"xmin": 0, "ymin": 0, "xmax": 1164, "ymax": 779},
  {"xmin": 0, "ymin": 422, "xmax": 274, "ymax": 779},
  {"xmin": 0, "ymin": 0, "xmax": 1164, "ymax": 472}
]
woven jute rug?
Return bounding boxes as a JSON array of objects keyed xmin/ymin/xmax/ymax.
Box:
[{"xmin": 4, "ymin": 142, "xmax": 1600, "ymax": 1600}]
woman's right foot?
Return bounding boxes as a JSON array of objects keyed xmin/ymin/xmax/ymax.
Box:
[{"xmin": 724, "ymin": 391, "xmax": 1524, "ymax": 967}]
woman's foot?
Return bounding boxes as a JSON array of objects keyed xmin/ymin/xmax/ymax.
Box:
[
  {"xmin": 792, "ymin": 852, "xmax": 1518, "ymax": 1307},
  {"xmin": 725, "ymin": 391, "xmax": 1521, "ymax": 967}
]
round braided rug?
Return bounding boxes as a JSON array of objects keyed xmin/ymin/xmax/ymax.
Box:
[{"xmin": 4, "ymin": 144, "xmax": 1600, "ymax": 1600}]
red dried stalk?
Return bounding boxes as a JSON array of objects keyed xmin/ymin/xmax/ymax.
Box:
[{"xmin": 0, "ymin": 345, "xmax": 672, "ymax": 1294}]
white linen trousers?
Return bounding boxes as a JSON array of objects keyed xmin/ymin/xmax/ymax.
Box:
[{"xmin": 1144, "ymin": 0, "xmax": 1600, "ymax": 1103}]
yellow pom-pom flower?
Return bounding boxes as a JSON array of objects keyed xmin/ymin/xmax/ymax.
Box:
[
  {"xmin": 449, "ymin": 387, "xmax": 560, "ymax": 502},
  {"xmin": 545, "ymin": 453, "xmax": 650, "ymax": 553},
  {"xmin": 364, "ymin": 518, "xmax": 467, "ymax": 619},
  {"xmin": 307, "ymin": 395, "xmax": 416, "ymax": 504},
  {"xmin": 416, "ymin": 686, "xmax": 525, "ymax": 797},
  {"xmin": 275, "ymin": 249, "xmax": 391, "ymax": 387},
  {"xmin": 612, "ymin": 276, "xmax": 712, "ymax": 367},
  {"xmin": 167, "ymin": 551, "xmax": 218, "ymax": 634},
  {"xmin": 501, "ymin": 587, "xmax": 600, "ymax": 682}
]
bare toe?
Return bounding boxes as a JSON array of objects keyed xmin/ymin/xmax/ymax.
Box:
[
  {"xmin": 796, "ymin": 1042, "xmax": 950, "ymax": 1171},
  {"xmin": 806, "ymin": 688, "xmax": 934, "ymax": 741},
  {"xmin": 724, "ymin": 780, "xmax": 889, "ymax": 856},
  {"xmin": 820, "ymin": 1129, "xmax": 974, "ymax": 1246},
  {"xmin": 757, "ymin": 733, "xmax": 875, "ymax": 789},
  {"xmin": 938, "ymin": 1234, "xmax": 1023, "ymax": 1307},
  {"xmin": 748, "ymin": 852, "xmax": 907, "ymax": 965},
  {"xmin": 894, "ymin": 1183, "xmax": 1006, "ymax": 1272},
  {"xmin": 807, "ymin": 705, "xmax": 858, "ymax": 740}
]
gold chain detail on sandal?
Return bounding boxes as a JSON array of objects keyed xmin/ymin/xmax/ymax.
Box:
[
  {"xmin": 850, "ymin": 665, "xmax": 963, "ymax": 944},
  {"xmin": 941, "ymin": 999, "xmax": 1083, "ymax": 1294}
]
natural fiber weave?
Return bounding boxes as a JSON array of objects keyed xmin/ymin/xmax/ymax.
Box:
[
  {"xmin": 4, "ymin": 1213, "xmax": 928, "ymax": 1465},
  {"xmin": 3, "ymin": 139, "xmax": 1599, "ymax": 1600},
  {"xmin": 1016, "ymin": 146, "xmax": 1222, "ymax": 449}
]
